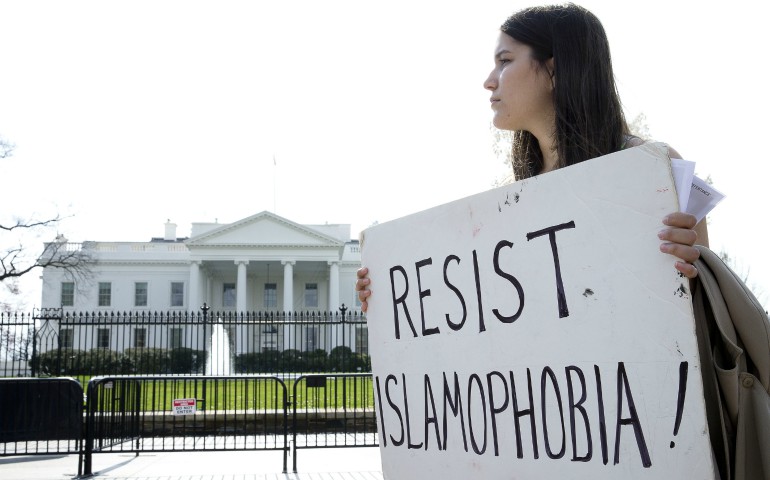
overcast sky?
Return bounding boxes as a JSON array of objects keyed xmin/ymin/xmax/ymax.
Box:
[{"xmin": 1, "ymin": 0, "xmax": 768, "ymax": 310}]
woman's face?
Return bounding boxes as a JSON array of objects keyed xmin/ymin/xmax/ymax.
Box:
[{"xmin": 484, "ymin": 33, "xmax": 554, "ymax": 134}]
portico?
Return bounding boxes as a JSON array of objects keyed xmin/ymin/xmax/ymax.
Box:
[{"xmin": 185, "ymin": 211, "xmax": 357, "ymax": 313}]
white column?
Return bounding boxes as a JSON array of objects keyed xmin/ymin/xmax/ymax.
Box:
[
  {"xmin": 282, "ymin": 260, "xmax": 295, "ymax": 312},
  {"xmin": 328, "ymin": 261, "xmax": 339, "ymax": 312},
  {"xmin": 204, "ymin": 274, "xmax": 212, "ymax": 308},
  {"xmin": 236, "ymin": 260, "xmax": 249, "ymax": 312},
  {"xmin": 189, "ymin": 261, "xmax": 201, "ymax": 311}
]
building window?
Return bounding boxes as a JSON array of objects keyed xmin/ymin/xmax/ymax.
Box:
[
  {"xmin": 304, "ymin": 326, "xmax": 318, "ymax": 351},
  {"xmin": 135, "ymin": 282, "xmax": 148, "ymax": 307},
  {"xmin": 355, "ymin": 325, "xmax": 369, "ymax": 354},
  {"xmin": 134, "ymin": 328, "xmax": 147, "ymax": 348},
  {"xmin": 258, "ymin": 324, "xmax": 278, "ymax": 350},
  {"xmin": 264, "ymin": 283, "xmax": 277, "ymax": 309},
  {"xmin": 169, "ymin": 327, "xmax": 183, "ymax": 349},
  {"xmin": 223, "ymin": 283, "xmax": 236, "ymax": 308},
  {"xmin": 60, "ymin": 328, "xmax": 74, "ymax": 349},
  {"xmin": 98, "ymin": 282, "xmax": 111, "ymax": 307},
  {"xmin": 97, "ymin": 328, "xmax": 110, "ymax": 349},
  {"xmin": 355, "ymin": 291, "xmax": 362, "ymax": 308},
  {"xmin": 171, "ymin": 282, "xmax": 184, "ymax": 307},
  {"xmin": 304, "ymin": 283, "xmax": 318, "ymax": 308},
  {"xmin": 60, "ymin": 282, "xmax": 75, "ymax": 307}
]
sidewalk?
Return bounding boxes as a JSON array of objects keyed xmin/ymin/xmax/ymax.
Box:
[{"xmin": 0, "ymin": 447, "xmax": 383, "ymax": 480}]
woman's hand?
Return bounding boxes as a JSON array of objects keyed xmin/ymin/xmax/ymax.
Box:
[
  {"xmin": 356, "ymin": 267, "xmax": 372, "ymax": 312},
  {"xmin": 658, "ymin": 212, "xmax": 701, "ymax": 278}
]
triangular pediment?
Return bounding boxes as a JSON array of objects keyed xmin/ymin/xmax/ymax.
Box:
[{"xmin": 185, "ymin": 211, "xmax": 343, "ymax": 248}]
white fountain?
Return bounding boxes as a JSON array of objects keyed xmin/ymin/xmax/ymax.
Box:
[{"xmin": 206, "ymin": 321, "xmax": 232, "ymax": 375}]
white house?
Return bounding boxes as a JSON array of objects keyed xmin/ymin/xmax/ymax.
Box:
[
  {"xmin": 40, "ymin": 211, "xmax": 362, "ymax": 314},
  {"xmin": 32, "ymin": 212, "xmax": 367, "ymax": 369}
]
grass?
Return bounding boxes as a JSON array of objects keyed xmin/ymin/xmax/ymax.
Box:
[{"xmin": 81, "ymin": 375, "xmax": 375, "ymax": 412}]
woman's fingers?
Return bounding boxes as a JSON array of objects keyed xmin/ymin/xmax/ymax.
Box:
[
  {"xmin": 662, "ymin": 212, "xmax": 697, "ymax": 229},
  {"xmin": 674, "ymin": 260, "xmax": 699, "ymax": 279},
  {"xmin": 658, "ymin": 227, "xmax": 697, "ymax": 248},
  {"xmin": 356, "ymin": 267, "xmax": 371, "ymax": 312},
  {"xmin": 659, "ymin": 213, "xmax": 700, "ymax": 278}
]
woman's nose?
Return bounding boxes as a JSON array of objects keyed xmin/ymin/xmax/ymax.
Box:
[{"xmin": 483, "ymin": 71, "xmax": 497, "ymax": 91}]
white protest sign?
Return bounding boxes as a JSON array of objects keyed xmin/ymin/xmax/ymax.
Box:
[
  {"xmin": 172, "ymin": 398, "xmax": 197, "ymax": 415},
  {"xmin": 361, "ymin": 143, "xmax": 715, "ymax": 479}
]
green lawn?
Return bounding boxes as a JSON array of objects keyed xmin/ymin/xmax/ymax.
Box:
[{"xmin": 82, "ymin": 375, "xmax": 375, "ymax": 412}]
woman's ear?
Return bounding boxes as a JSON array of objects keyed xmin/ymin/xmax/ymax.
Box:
[{"xmin": 546, "ymin": 57, "xmax": 555, "ymax": 85}]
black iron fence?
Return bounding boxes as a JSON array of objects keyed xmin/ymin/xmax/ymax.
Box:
[
  {"xmin": 1, "ymin": 308, "xmax": 370, "ymax": 379},
  {"xmin": 0, "ymin": 309, "xmax": 379, "ymax": 474}
]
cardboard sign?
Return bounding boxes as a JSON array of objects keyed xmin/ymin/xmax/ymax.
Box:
[
  {"xmin": 172, "ymin": 398, "xmax": 197, "ymax": 416},
  {"xmin": 361, "ymin": 144, "xmax": 714, "ymax": 479}
]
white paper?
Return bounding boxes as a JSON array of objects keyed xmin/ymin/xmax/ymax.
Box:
[
  {"xmin": 687, "ymin": 175, "xmax": 726, "ymax": 223},
  {"xmin": 670, "ymin": 158, "xmax": 726, "ymax": 222},
  {"xmin": 670, "ymin": 158, "xmax": 695, "ymax": 211}
]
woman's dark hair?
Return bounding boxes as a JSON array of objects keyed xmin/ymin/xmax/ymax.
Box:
[{"xmin": 501, "ymin": 3, "xmax": 628, "ymax": 179}]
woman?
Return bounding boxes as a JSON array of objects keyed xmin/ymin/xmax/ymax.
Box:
[{"xmin": 356, "ymin": 3, "xmax": 706, "ymax": 311}]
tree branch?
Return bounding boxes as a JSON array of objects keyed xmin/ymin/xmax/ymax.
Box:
[
  {"xmin": 0, "ymin": 217, "xmax": 62, "ymax": 232},
  {"xmin": 0, "ymin": 136, "xmax": 15, "ymax": 159}
]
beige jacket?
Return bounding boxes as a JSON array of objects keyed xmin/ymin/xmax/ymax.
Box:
[{"xmin": 691, "ymin": 246, "xmax": 770, "ymax": 480}]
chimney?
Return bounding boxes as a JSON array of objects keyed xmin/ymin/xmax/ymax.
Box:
[{"xmin": 164, "ymin": 220, "xmax": 177, "ymax": 241}]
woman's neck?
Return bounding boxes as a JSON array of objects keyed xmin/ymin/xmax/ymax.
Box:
[
  {"xmin": 536, "ymin": 132, "xmax": 558, "ymax": 173},
  {"xmin": 541, "ymin": 149, "xmax": 558, "ymax": 173}
]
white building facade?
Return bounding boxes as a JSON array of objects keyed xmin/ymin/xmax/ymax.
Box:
[{"xmin": 40, "ymin": 211, "xmax": 362, "ymax": 314}]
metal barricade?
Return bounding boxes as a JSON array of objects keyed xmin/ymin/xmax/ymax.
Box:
[
  {"xmin": 0, "ymin": 377, "xmax": 84, "ymax": 456},
  {"xmin": 291, "ymin": 373, "xmax": 378, "ymax": 472},
  {"xmin": 82, "ymin": 375, "xmax": 290, "ymax": 475}
]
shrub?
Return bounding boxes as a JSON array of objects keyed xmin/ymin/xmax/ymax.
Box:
[
  {"xmin": 167, "ymin": 347, "xmax": 205, "ymax": 374},
  {"xmin": 80, "ymin": 349, "xmax": 122, "ymax": 375},
  {"xmin": 30, "ymin": 349, "xmax": 85, "ymax": 376},
  {"xmin": 304, "ymin": 349, "xmax": 328, "ymax": 372},
  {"xmin": 259, "ymin": 350, "xmax": 282, "ymax": 373},
  {"xmin": 327, "ymin": 346, "xmax": 371, "ymax": 372},
  {"xmin": 234, "ymin": 352, "xmax": 260, "ymax": 373},
  {"xmin": 123, "ymin": 348, "xmax": 167, "ymax": 374},
  {"xmin": 280, "ymin": 349, "xmax": 302, "ymax": 372}
]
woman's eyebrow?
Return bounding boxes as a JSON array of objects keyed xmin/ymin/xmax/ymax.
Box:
[{"xmin": 495, "ymin": 49, "xmax": 512, "ymax": 59}]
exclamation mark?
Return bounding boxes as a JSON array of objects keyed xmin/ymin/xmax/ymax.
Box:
[{"xmin": 670, "ymin": 361, "xmax": 688, "ymax": 448}]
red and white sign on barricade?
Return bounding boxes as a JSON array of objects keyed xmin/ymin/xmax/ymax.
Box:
[{"xmin": 172, "ymin": 398, "xmax": 197, "ymax": 416}]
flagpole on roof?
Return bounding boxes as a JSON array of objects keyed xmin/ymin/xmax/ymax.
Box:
[{"xmin": 272, "ymin": 153, "xmax": 277, "ymax": 214}]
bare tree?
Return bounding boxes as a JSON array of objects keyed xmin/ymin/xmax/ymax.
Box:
[
  {"xmin": 1, "ymin": 278, "xmax": 22, "ymax": 315},
  {"xmin": 490, "ymin": 123, "xmax": 514, "ymax": 186},
  {"xmin": 0, "ymin": 136, "xmax": 14, "ymax": 159},
  {"xmin": 719, "ymin": 250, "xmax": 766, "ymax": 306},
  {"xmin": 1, "ymin": 219, "xmax": 94, "ymax": 283},
  {"xmin": 627, "ymin": 112, "xmax": 652, "ymax": 141},
  {"xmin": 0, "ymin": 324, "xmax": 33, "ymax": 361},
  {"xmin": 1, "ymin": 137, "xmax": 94, "ymax": 303}
]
